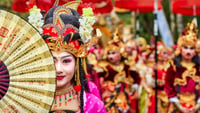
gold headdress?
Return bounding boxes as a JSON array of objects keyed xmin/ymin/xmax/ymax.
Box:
[
  {"xmin": 175, "ymin": 21, "xmax": 198, "ymax": 56},
  {"xmin": 196, "ymin": 39, "xmax": 200, "ymax": 53},
  {"xmin": 157, "ymin": 41, "xmax": 168, "ymax": 60},
  {"xmin": 126, "ymin": 39, "xmax": 137, "ymax": 48},
  {"xmin": 157, "ymin": 41, "xmax": 167, "ymax": 53},
  {"xmin": 104, "ymin": 28, "xmax": 125, "ymax": 57},
  {"xmin": 43, "ymin": 1, "xmax": 99, "ymax": 58},
  {"xmin": 136, "ymin": 37, "xmax": 150, "ymax": 52}
]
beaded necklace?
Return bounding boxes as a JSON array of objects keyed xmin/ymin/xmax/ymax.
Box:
[{"xmin": 53, "ymin": 86, "xmax": 77, "ymax": 109}]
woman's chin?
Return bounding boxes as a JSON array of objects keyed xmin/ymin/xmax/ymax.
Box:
[
  {"xmin": 56, "ymin": 81, "xmax": 65, "ymax": 89},
  {"xmin": 56, "ymin": 80, "xmax": 70, "ymax": 89}
]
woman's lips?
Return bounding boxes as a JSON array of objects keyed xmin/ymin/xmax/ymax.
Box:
[
  {"xmin": 186, "ymin": 53, "xmax": 191, "ymax": 56},
  {"xmin": 57, "ymin": 76, "xmax": 65, "ymax": 80},
  {"xmin": 108, "ymin": 58, "xmax": 113, "ymax": 61}
]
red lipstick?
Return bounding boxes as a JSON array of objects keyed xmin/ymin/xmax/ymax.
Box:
[{"xmin": 57, "ymin": 76, "xmax": 65, "ymax": 80}]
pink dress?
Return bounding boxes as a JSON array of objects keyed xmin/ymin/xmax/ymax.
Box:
[
  {"xmin": 75, "ymin": 81, "xmax": 106, "ymax": 113},
  {"xmin": 88, "ymin": 80, "xmax": 101, "ymax": 99},
  {"xmin": 82, "ymin": 80, "xmax": 106, "ymax": 113},
  {"xmin": 83, "ymin": 92, "xmax": 107, "ymax": 113}
]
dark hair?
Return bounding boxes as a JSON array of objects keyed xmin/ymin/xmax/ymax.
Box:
[
  {"xmin": 44, "ymin": 7, "xmax": 82, "ymax": 45},
  {"xmin": 174, "ymin": 54, "xmax": 200, "ymax": 68},
  {"xmin": 79, "ymin": 58, "xmax": 84, "ymax": 113},
  {"xmin": 43, "ymin": 6, "xmax": 89, "ymax": 113},
  {"xmin": 44, "ymin": 6, "xmax": 80, "ymax": 25}
]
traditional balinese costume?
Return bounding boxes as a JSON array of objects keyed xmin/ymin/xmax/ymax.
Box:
[
  {"xmin": 156, "ymin": 42, "xmax": 170, "ymax": 113},
  {"xmin": 165, "ymin": 21, "xmax": 200, "ymax": 113},
  {"xmin": 95, "ymin": 29, "xmax": 141, "ymax": 113},
  {"xmin": 41, "ymin": 1, "xmax": 106, "ymax": 113}
]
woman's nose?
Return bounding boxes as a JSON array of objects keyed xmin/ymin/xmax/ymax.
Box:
[{"xmin": 55, "ymin": 62, "xmax": 62, "ymax": 73}]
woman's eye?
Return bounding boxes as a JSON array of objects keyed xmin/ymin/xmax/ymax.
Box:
[
  {"xmin": 190, "ymin": 47, "xmax": 194, "ymax": 50},
  {"xmin": 184, "ymin": 46, "xmax": 188, "ymax": 49},
  {"xmin": 63, "ymin": 59, "xmax": 71, "ymax": 63}
]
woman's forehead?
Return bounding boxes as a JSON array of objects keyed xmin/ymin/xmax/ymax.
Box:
[
  {"xmin": 52, "ymin": 51, "xmax": 73, "ymax": 57},
  {"xmin": 182, "ymin": 45, "xmax": 195, "ymax": 47}
]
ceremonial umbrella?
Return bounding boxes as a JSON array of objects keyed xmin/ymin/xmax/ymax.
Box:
[
  {"xmin": 171, "ymin": 0, "xmax": 200, "ymax": 16},
  {"xmin": 171, "ymin": 0, "xmax": 200, "ymax": 25},
  {"xmin": 11, "ymin": 0, "xmax": 54, "ymax": 13},
  {"xmin": 115, "ymin": 0, "xmax": 162, "ymax": 12},
  {"xmin": 77, "ymin": 0, "xmax": 113, "ymax": 14},
  {"xmin": 12, "ymin": 0, "xmax": 113, "ymax": 15}
]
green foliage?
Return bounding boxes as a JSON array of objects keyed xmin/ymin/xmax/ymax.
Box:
[
  {"xmin": 117, "ymin": 12, "xmax": 132, "ymax": 25},
  {"xmin": 0, "ymin": 0, "xmax": 11, "ymax": 8}
]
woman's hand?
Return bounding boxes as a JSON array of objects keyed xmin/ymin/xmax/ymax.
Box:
[
  {"xmin": 189, "ymin": 104, "xmax": 200, "ymax": 113},
  {"xmin": 174, "ymin": 102, "xmax": 189, "ymax": 113},
  {"xmin": 189, "ymin": 107, "xmax": 197, "ymax": 113},
  {"xmin": 179, "ymin": 107, "xmax": 190, "ymax": 113}
]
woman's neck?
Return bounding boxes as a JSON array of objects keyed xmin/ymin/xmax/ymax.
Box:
[
  {"xmin": 182, "ymin": 57, "xmax": 192, "ymax": 63},
  {"xmin": 181, "ymin": 59, "xmax": 195, "ymax": 70},
  {"xmin": 52, "ymin": 83, "xmax": 79, "ymax": 112},
  {"xmin": 56, "ymin": 83, "xmax": 74, "ymax": 96},
  {"xmin": 113, "ymin": 60, "xmax": 121, "ymax": 65}
]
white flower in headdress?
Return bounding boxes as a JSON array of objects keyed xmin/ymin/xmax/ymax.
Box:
[
  {"xmin": 28, "ymin": 5, "xmax": 44, "ymax": 34},
  {"xmin": 79, "ymin": 7, "xmax": 95, "ymax": 43}
]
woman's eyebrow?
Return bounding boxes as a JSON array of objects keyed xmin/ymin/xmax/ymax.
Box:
[
  {"xmin": 61, "ymin": 55, "xmax": 72, "ymax": 59},
  {"xmin": 53, "ymin": 55, "xmax": 72, "ymax": 59}
]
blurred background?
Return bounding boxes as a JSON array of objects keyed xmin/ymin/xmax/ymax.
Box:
[{"xmin": 1, "ymin": 0, "xmax": 200, "ymax": 46}]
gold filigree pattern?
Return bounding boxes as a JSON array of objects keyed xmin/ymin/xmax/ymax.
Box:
[
  {"xmin": 46, "ymin": 36, "xmax": 99, "ymax": 58},
  {"xmin": 174, "ymin": 68, "xmax": 197, "ymax": 86}
]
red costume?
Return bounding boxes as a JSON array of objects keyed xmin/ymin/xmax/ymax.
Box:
[
  {"xmin": 95, "ymin": 29, "xmax": 141, "ymax": 113},
  {"xmin": 165, "ymin": 21, "xmax": 200, "ymax": 112}
]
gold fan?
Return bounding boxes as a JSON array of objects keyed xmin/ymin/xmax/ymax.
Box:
[{"xmin": 0, "ymin": 10, "xmax": 56, "ymax": 112}]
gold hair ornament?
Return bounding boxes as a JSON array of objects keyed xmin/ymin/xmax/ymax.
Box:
[{"xmin": 175, "ymin": 21, "xmax": 198, "ymax": 56}]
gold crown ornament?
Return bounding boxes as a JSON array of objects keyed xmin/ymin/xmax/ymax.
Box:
[
  {"xmin": 157, "ymin": 41, "xmax": 168, "ymax": 60},
  {"xmin": 175, "ymin": 21, "xmax": 198, "ymax": 56},
  {"xmin": 104, "ymin": 28, "xmax": 125, "ymax": 57},
  {"xmin": 157, "ymin": 41, "xmax": 168, "ymax": 53},
  {"xmin": 196, "ymin": 39, "xmax": 200, "ymax": 53},
  {"xmin": 43, "ymin": 1, "xmax": 100, "ymax": 58},
  {"xmin": 136, "ymin": 37, "xmax": 149, "ymax": 52}
]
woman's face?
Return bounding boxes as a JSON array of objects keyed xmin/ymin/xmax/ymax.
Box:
[
  {"xmin": 125, "ymin": 46, "xmax": 137, "ymax": 55},
  {"xmin": 158, "ymin": 51, "xmax": 168, "ymax": 61},
  {"xmin": 181, "ymin": 45, "xmax": 196, "ymax": 60},
  {"xmin": 52, "ymin": 51, "xmax": 76, "ymax": 89},
  {"xmin": 107, "ymin": 50, "xmax": 121, "ymax": 64},
  {"xmin": 147, "ymin": 53, "xmax": 155, "ymax": 63}
]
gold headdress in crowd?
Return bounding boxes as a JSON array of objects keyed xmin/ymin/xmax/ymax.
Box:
[
  {"xmin": 175, "ymin": 21, "xmax": 198, "ymax": 56},
  {"xmin": 126, "ymin": 39, "xmax": 137, "ymax": 49},
  {"xmin": 196, "ymin": 39, "xmax": 200, "ymax": 53},
  {"xmin": 104, "ymin": 28, "xmax": 125, "ymax": 57},
  {"xmin": 136, "ymin": 37, "xmax": 149, "ymax": 52},
  {"xmin": 157, "ymin": 41, "xmax": 167, "ymax": 52},
  {"xmin": 157, "ymin": 41, "xmax": 168, "ymax": 60}
]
